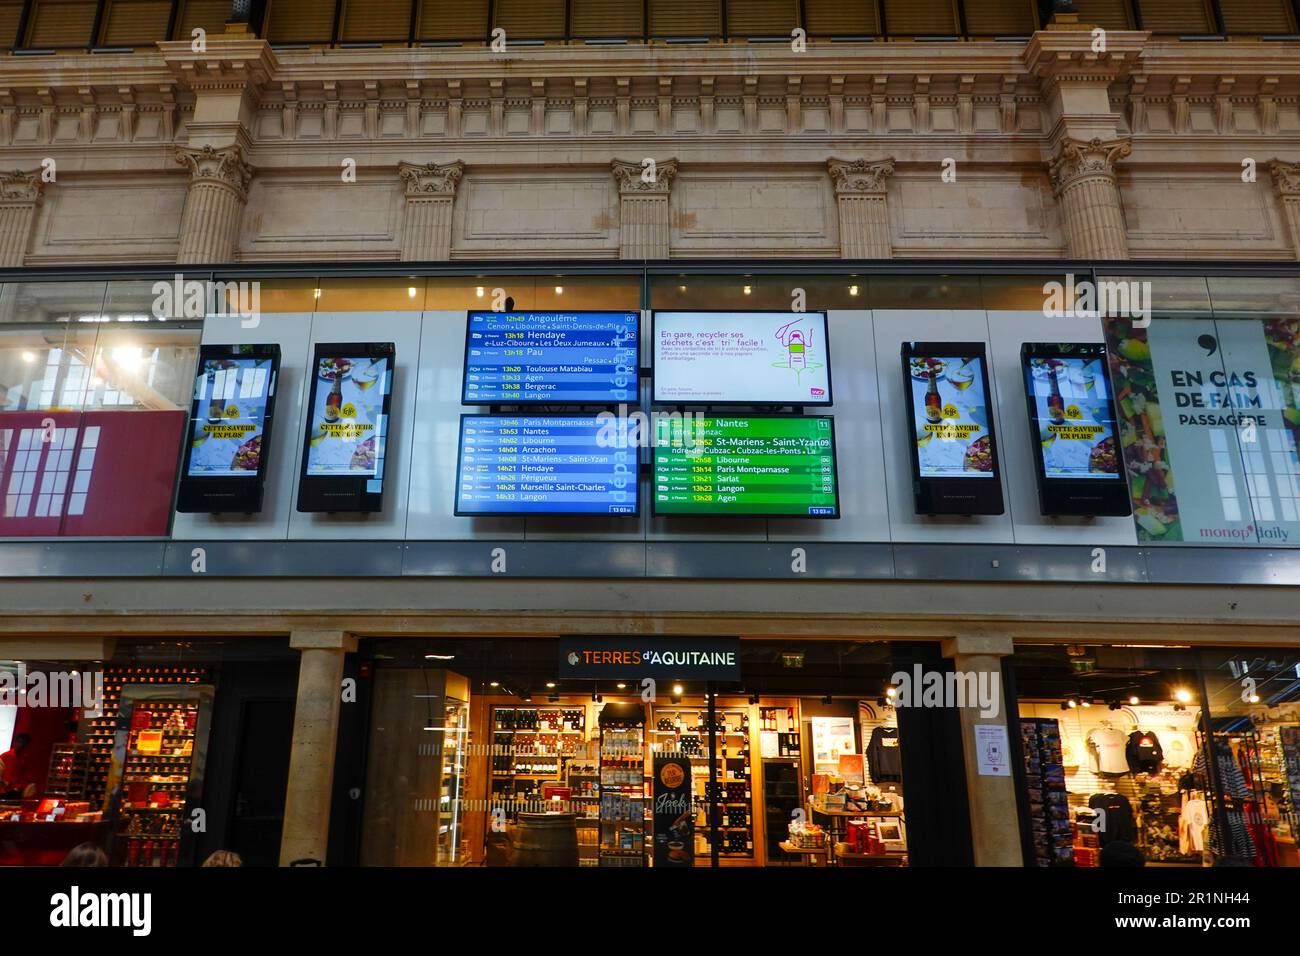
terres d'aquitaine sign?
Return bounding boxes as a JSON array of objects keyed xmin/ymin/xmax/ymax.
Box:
[{"xmin": 559, "ymin": 638, "xmax": 740, "ymax": 681}]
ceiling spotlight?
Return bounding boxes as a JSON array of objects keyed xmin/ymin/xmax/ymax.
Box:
[
  {"xmin": 1129, "ymin": 695, "xmax": 1140, "ymax": 705},
  {"xmin": 885, "ymin": 685, "xmax": 897, "ymax": 699},
  {"xmin": 554, "ymin": 285, "xmax": 563, "ymax": 295},
  {"xmin": 1080, "ymin": 699, "xmax": 1092, "ymax": 708},
  {"xmin": 743, "ymin": 285, "xmax": 752, "ymax": 295},
  {"xmin": 546, "ymin": 681, "xmax": 556, "ymax": 689},
  {"xmin": 849, "ymin": 285, "xmax": 859, "ymax": 296},
  {"xmin": 425, "ymin": 654, "xmax": 455, "ymax": 660},
  {"xmin": 475, "ymin": 286, "xmax": 485, "ymax": 298},
  {"xmin": 1174, "ymin": 687, "xmax": 1193, "ymax": 704},
  {"xmin": 616, "ymin": 682, "xmax": 627, "ymax": 690},
  {"xmin": 489, "ymin": 681, "xmax": 499, "ymax": 688},
  {"xmin": 672, "ymin": 684, "xmax": 683, "ymax": 696},
  {"xmin": 407, "ymin": 286, "xmax": 418, "ymax": 298},
  {"xmin": 1066, "ymin": 698, "xmax": 1078, "ymax": 709},
  {"xmin": 1248, "ymin": 693, "xmax": 1260, "ymax": 704}
]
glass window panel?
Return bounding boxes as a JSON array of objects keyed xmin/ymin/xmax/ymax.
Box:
[
  {"xmin": 1096, "ymin": 275, "xmax": 1211, "ymax": 315},
  {"xmin": 1207, "ymin": 277, "xmax": 1300, "ymax": 318}
]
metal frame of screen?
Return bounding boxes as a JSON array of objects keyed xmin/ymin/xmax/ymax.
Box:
[
  {"xmin": 453, "ymin": 413, "xmax": 641, "ymax": 518},
  {"xmin": 650, "ymin": 414, "xmax": 841, "ymax": 519},
  {"xmin": 460, "ymin": 309, "xmax": 641, "ymax": 407},
  {"xmin": 650, "ymin": 309, "xmax": 834, "ymax": 407},
  {"xmin": 900, "ymin": 342, "xmax": 1005, "ymax": 516},
  {"xmin": 176, "ymin": 343, "xmax": 281, "ymax": 514},
  {"xmin": 296, "ymin": 341, "xmax": 395, "ymax": 514},
  {"xmin": 1019, "ymin": 342, "xmax": 1133, "ymax": 518}
]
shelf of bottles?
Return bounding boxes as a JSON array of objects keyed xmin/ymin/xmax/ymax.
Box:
[
  {"xmin": 489, "ymin": 705, "xmax": 586, "ymax": 820},
  {"xmin": 599, "ymin": 716, "xmax": 647, "ymax": 868},
  {"xmin": 437, "ymin": 698, "xmax": 470, "ymax": 866},
  {"xmin": 79, "ymin": 666, "xmax": 208, "ymax": 811},
  {"xmin": 567, "ymin": 749, "xmax": 601, "ymax": 867},
  {"xmin": 116, "ymin": 700, "xmax": 199, "ymax": 867},
  {"xmin": 45, "ymin": 744, "xmax": 91, "ymax": 800},
  {"xmin": 653, "ymin": 704, "xmax": 754, "ymax": 859}
]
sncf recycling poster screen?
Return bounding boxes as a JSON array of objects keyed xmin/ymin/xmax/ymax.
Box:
[{"xmin": 653, "ymin": 311, "xmax": 832, "ymax": 405}]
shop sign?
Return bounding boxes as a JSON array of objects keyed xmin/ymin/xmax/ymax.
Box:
[{"xmin": 558, "ymin": 638, "xmax": 740, "ymax": 680}]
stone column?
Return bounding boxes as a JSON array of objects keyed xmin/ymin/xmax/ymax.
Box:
[
  {"xmin": 398, "ymin": 160, "xmax": 464, "ymax": 262},
  {"xmin": 611, "ymin": 157, "xmax": 678, "ymax": 260},
  {"xmin": 940, "ymin": 634, "xmax": 1023, "ymax": 868},
  {"xmin": 1271, "ymin": 161, "xmax": 1300, "ymax": 260},
  {"xmin": 280, "ymin": 629, "xmax": 356, "ymax": 867},
  {"xmin": 827, "ymin": 158, "xmax": 894, "ymax": 259},
  {"xmin": 174, "ymin": 144, "xmax": 252, "ymax": 264},
  {"xmin": 1049, "ymin": 137, "xmax": 1132, "ymax": 260},
  {"xmin": 0, "ymin": 170, "xmax": 44, "ymax": 267}
]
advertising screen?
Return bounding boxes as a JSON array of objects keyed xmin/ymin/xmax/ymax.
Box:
[
  {"xmin": 653, "ymin": 311, "xmax": 832, "ymax": 405},
  {"xmin": 186, "ymin": 355, "xmax": 275, "ymax": 478},
  {"xmin": 907, "ymin": 354, "xmax": 997, "ymax": 479},
  {"xmin": 455, "ymin": 415, "xmax": 638, "ymax": 516},
  {"xmin": 652, "ymin": 415, "xmax": 838, "ymax": 517},
  {"xmin": 463, "ymin": 311, "xmax": 639, "ymax": 405},
  {"xmin": 1023, "ymin": 354, "xmax": 1121, "ymax": 481},
  {"xmin": 304, "ymin": 352, "xmax": 390, "ymax": 478}
]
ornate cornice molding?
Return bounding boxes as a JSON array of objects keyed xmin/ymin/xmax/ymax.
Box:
[
  {"xmin": 158, "ymin": 39, "xmax": 279, "ymax": 95},
  {"xmin": 0, "ymin": 169, "xmax": 43, "ymax": 204},
  {"xmin": 175, "ymin": 144, "xmax": 253, "ymax": 198},
  {"xmin": 398, "ymin": 160, "xmax": 465, "ymax": 197},
  {"xmin": 1022, "ymin": 30, "xmax": 1148, "ymax": 86},
  {"xmin": 611, "ymin": 157, "xmax": 678, "ymax": 194},
  {"xmin": 827, "ymin": 158, "xmax": 895, "ymax": 195},
  {"xmin": 1048, "ymin": 137, "xmax": 1131, "ymax": 193},
  {"xmin": 1271, "ymin": 160, "xmax": 1300, "ymax": 197}
]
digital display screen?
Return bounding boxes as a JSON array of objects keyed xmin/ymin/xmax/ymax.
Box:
[
  {"xmin": 186, "ymin": 356, "xmax": 274, "ymax": 478},
  {"xmin": 463, "ymin": 311, "xmax": 639, "ymax": 405},
  {"xmin": 1024, "ymin": 355, "xmax": 1121, "ymax": 481},
  {"xmin": 653, "ymin": 416, "xmax": 838, "ymax": 517},
  {"xmin": 455, "ymin": 415, "xmax": 638, "ymax": 516},
  {"xmin": 304, "ymin": 354, "xmax": 390, "ymax": 478},
  {"xmin": 653, "ymin": 311, "xmax": 832, "ymax": 405},
  {"xmin": 907, "ymin": 354, "xmax": 996, "ymax": 479}
]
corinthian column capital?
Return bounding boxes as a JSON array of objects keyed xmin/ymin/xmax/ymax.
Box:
[
  {"xmin": 1271, "ymin": 160, "xmax": 1300, "ymax": 196},
  {"xmin": 827, "ymin": 157, "xmax": 895, "ymax": 195},
  {"xmin": 0, "ymin": 169, "xmax": 43, "ymax": 204},
  {"xmin": 175, "ymin": 144, "xmax": 253, "ymax": 200},
  {"xmin": 1048, "ymin": 137, "xmax": 1131, "ymax": 194},
  {"xmin": 611, "ymin": 158, "xmax": 678, "ymax": 195},
  {"xmin": 399, "ymin": 160, "xmax": 465, "ymax": 198}
]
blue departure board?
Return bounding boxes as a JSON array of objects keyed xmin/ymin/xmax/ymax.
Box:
[
  {"xmin": 455, "ymin": 415, "xmax": 639, "ymax": 516},
  {"xmin": 462, "ymin": 311, "xmax": 639, "ymax": 405}
]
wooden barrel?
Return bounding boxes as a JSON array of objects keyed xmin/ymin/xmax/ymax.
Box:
[{"xmin": 514, "ymin": 812, "xmax": 579, "ymax": 867}]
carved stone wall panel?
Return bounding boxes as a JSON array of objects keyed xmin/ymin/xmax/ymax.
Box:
[
  {"xmin": 453, "ymin": 173, "xmax": 618, "ymax": 258},
  {"xmin": 1122, "ymin": 172, "xmax": 1291, "ymax": 259},
  {"xmin": 239, "ymin": 177, "xmax": 403, "ymax": 261},
  {"xmin": 670, "ymin": 171, "xmax": 838, "ymax": 257},
  {"xmin": 27, "ymin": 180, "xmax": 183, "ymax": 266},
  {"xmin": 889, "ymin": 172, "xmax": 1064, "ymax": 256}
]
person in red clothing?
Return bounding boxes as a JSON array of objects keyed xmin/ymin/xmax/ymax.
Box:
[{"xmin": 0, "ymin": 733, "xmax": 35, "ymax": 798}]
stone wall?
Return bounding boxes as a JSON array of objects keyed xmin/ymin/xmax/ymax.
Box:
[{"xmin": 1, "ymin": 23, "xmax": 1299, "ymax": 266}]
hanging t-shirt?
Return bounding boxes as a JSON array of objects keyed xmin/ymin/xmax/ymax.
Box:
[
  {"xmin": 1087, "ymin": 792, "xmax": 1136, "ymax": 845},
  {"xmin": 1180, "ymin": 797, "xmax": 1208, "ymax": 854},
  {"xmin": 1163, "ymin": 732, "xmax": 1194, "ymax": 770},
  {"xmin": 1086, "ymin": 726, "xmax": 1129, "ymax": 774},
  {"xmin": 867, "ymin": 726, "xmax": 902, "ymax": 783},
  {"xmin": 1126, "ymin": 730, "xmax": 1164, "ymax": 774}
]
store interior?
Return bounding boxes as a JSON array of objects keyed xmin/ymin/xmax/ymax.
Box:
[
  {"xmin": 1011, "ymin": 644, "xmax": 1300, "ymax": 868},
  {"xmin": 0, "ymin": 639, "xmax": 298, "ymax": 867},
  {"xmin": 356, "ymin": 638, "xmax": 916, "ymax": 867}
]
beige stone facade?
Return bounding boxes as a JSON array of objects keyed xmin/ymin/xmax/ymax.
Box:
[{"xmin": 0, "ymin": 18, "xmax": 1298, "ymax": 268}]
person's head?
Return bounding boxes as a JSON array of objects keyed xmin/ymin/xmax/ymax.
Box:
[
  {"xmin": 60, "ymin": 843, "xmax": 108, "ymax": 867},
  {"xmin": 1099, "ymin": 840, "xmax": 1145, "ymax": 867},
  {"xmin": 202, "ymin": 850, "xmax": 243, "ymax": 868},
  {"xmin": 12, "ymin": 733, "xmax": 31, "ymax": 752}
]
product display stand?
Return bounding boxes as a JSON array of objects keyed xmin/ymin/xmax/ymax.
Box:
[
  {"xmin": 598, "ymin": 703, "xmax": 647, "ymax": 867},
  {"xmin": 44, "ymin": 744, "xmax": 91, "ymax": 800}
]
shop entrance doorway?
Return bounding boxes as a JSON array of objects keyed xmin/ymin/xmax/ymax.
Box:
[{"xmin": 347, "ymin": 637, "xmax": 972, "ymax": 868}]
